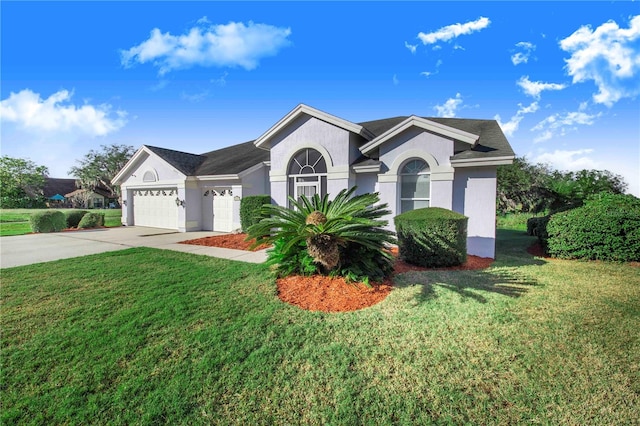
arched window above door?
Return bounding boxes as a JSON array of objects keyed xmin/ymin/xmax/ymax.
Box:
[{"xmin": 287, "ymin": 148, "xmax": 327, "ymax": 203}]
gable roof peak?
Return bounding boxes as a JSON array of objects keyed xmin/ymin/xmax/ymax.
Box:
[{"xmin": 254, "ymin": 104, "xmax": 374, "ymax": 149}]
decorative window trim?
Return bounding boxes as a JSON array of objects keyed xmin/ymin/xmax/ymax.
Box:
[{"xmin": 142, "ymin": 169, "xmax": 158, "ymax": 182}]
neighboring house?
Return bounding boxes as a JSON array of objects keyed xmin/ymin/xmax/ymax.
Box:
[
  {"xmin": 65, "ymin": 186, "xmax": 117, "ymax": 209},
  {"xmin": 113, "ymin": 104, "xmax": 514, "ymax": 258},
  {"xmin": 43, "ymin": 178, "xmax": 77, "ymax": 202}
]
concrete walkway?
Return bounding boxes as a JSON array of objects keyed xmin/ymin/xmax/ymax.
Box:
[{"xmin": 0, "ymin": 226, "xmax": 268, "ymax": 269}]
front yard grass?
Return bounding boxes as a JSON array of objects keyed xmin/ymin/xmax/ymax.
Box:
[
  {"xmin": 0, "ymin": 208, "xmax": 122, "ymax": 236},
  {"xmin": 1, "ymin": 230, "xmax": 638, "ymax": 424}
]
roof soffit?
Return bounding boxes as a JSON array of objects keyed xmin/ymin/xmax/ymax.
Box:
[
  {"xmin": 254, "ymin": 104, "xmax": 374, "ymax": 149},
  {"xmin": 359, "ymin": 116, "xmax": 480, "ymax": 156}
]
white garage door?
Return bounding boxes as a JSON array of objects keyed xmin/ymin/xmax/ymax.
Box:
[
  {"xmin": 132, "ymin": 188, "xmax": 179, "ymax": 229},
  {"xmin": 202, "ymin": 188, "xmax": 234, "ymax": 232},
  {"xmin": 213, "ymin": 190, "xmax": 234, "ymax": 232}
]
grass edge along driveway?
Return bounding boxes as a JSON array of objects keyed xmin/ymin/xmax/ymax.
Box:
[{"xmin": 1, "ymin": 230, "xmax": 639, "ymax": 424}]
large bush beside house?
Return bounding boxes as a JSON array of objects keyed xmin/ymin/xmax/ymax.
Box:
[
  {"xmin": 64, "ymin": 210, "xmax": 89, "ymax": 228},
  {"xmin": 395, "ymin": 207, "xmax": 468, "ymax": 267},
  {"xmin": 240, "ymin": 195, "xmax": 271, "ymax": 232},
  {"xmin": 78, "ymin": 212, "xmax": 105, "ymax": 229},
  {"xmin": 545, "ymin": 193, "xmax": 640, "ymax": 262},
  {"xmin": 29, "ymin": 210, "xmax": 66, "ymax": 233},
  {"xmin": 247, "ymin": 187, "xmax": 396, "ymax": 285}
]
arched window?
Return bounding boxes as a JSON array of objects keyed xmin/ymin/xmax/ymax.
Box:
[
  {"xmin": 400, "ymin": 159, "xmax": 430, "ymax": 213},
  {"xmin": 142, "ymin": 170, "xmax": 157, "ymax": 182},
  {"xmin": 287, "ymin": 148, "xmax": 327, "ymax": 203}
]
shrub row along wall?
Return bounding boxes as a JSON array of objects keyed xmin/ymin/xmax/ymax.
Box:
[
  {"xmin": 30, "ymin": 210, "xmax": 105, "ymax": 233},
  {"xmin": 394, "ymin": 207, "xmax": 468, "ymax": 267},
  {"xmin": 240, "ymin": 195, "xmax": 271, "ymax": 232}
]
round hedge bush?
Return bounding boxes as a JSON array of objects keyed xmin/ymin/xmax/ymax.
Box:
[
  {"xmin": 78, "ymin": 212, "xmax": 105, "ymax": 229},
  {"xmin": 29, "ymin": 210, "xmax": 66, "ymax": 233},
  {"xmin": 64, "ymin": 210, "xmax": 89, "ymax": 228},
  {"xmin": 546, "ymin": 193, "xmax": 640, "ymax": 261},
  {"xmin": 394, "ymin": 207, "xmax": 468, "ymax": 267}
]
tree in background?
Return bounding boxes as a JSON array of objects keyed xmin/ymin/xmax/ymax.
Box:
[
  {"xmin": 0, "ymin": 156, "xmax": 49, "ymax": 208},
  {"xmin": 548, "ymin": 169, "xmax": 628, "ymax": 210},
  {"xmin": 69, "ymin": 144, "xmax": 135, "ymax": 201},
  {"xmin": 497, "ymin": 157, "xmax": 554, "ymax": 214},
  {"xmin": 497, "ymin": 156, "xmax": 629, "ymax": 215}
]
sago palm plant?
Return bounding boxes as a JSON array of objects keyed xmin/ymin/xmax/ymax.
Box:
[{"xmin": 247, "ymin": 187, "xmax": 396, "ymax": 284}]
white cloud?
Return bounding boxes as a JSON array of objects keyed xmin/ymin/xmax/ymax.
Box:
[
  {"xmin": 434, "ymin": 93, "xmax": 463, "ymax": 118},
  {"xmin": 511, "ymin": 41, "xmax": 536, "ymax": 65},
  {"xmin": 532, "ymin": 110, "xmax": 601, "ymax": 142},
  {"xmin": 0, "ymin": 89, "xmax": 126, "ymax": 136},
  {"xmin": 494, "ymin": 102, "xmax": 539, "ymax": 136},
  {"xmin": 211, "ymin": 71, "xmax": 228, "ymax": 87},
  {"xmin": 517, "ymin": 75, "xmax": 567, "ymax": 99},
  {"xmin": 393, "ymin": 74, "xmax": 399, "ymax": 85},
  {"xmin": 121, "ymin": 20, "xmax": 292, "ymax": 75},
  {"xmin": 420, "ymin": 59, "xmax": 443, "ymax": 78},
  {"xmin": 417, "ymin": 17, "xmax": 490, "ymax": 45},
  {"xmin": 532, "ymin": 149, "xmax": 598, "ymax": 171},
  {"xmin": 560, "ymin": 15, "xmax": 640, "ymax": 106},
  {"xmin": 405, "ymin": 41, "xmax": 417, "ymax": 54}
]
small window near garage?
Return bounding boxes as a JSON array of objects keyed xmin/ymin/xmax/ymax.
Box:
[
  {"xmin": 143, "ymin": 171, "xmax": 157, "ymax": 182},
  {"xmin": 400, "ymin": 159, "xmax": 430, "ymax": 213}
]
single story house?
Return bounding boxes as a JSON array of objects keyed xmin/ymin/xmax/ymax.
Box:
[{"xmin": 113, "ymin": 104, "xmax": 514, "ymax": 258}]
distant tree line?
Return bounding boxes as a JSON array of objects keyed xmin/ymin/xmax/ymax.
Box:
[
  {"xmin": 0, "ymin": 144, "xmax": 134, "ymax": 209},
  {"xmin": 497, "ymin": 156, "xmax": 628, "ymax": 215}
]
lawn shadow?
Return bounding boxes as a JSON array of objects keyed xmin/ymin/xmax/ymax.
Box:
[{"xmin": 395, "ymin": 265, "xmax": 540, "ymax": 304}]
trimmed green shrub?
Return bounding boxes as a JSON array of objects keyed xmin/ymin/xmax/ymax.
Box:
[
  {"xmin": 546, "ymin": 193, "xmax": 640, "ymax": 261},
  {"xmin": 394, "ymin": 207, "xmax": 468, "ymax": 267},
  {"xmin": 240, "ymin": 195, "xmax": 271, "ymax": 232},
  {"xmin": 29, "ymin": 210, "xmax": 66, "ymax": 233},
  {"xmin": 78, "ymin": 212, "xmax": 105, "ymax": 229},
  {"xmin": 64, "ymin": 210, "xmax": 89, "ymax": 228}
]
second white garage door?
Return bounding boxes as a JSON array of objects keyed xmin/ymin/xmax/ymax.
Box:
[
  {"xmin": 202, "ymin": 189, "xmax": 234, "ymax": 232},
  {"xmin": 132, "ymin": 188, "xmax": 179, "ymax": 229}
]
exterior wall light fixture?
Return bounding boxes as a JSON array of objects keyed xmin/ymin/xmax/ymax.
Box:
[{"xmin": 175, "ymin": 197, "xmax": 185, "ymax": 207}]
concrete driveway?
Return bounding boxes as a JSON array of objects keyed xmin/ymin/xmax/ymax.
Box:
[{"xmin": 0, "ymin": 226, "xmax": 267, "ymax": 269}]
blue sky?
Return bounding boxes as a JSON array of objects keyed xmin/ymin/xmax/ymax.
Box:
[{"xmin": 2, "ymin": 1, "xmax": 639, "ymax": 195}]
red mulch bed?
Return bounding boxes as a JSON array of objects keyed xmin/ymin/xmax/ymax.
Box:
[
  {"xmin": 181, "ymin": 233, "xmax": 494, "ymax": 312},
  {"xmin": 179, "ymin": 233, "xmax": 271, "ymax": 251}
]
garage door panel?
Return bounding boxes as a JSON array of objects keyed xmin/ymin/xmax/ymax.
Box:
[{"xmin": 133, "ymin": 188, "xmax": 178, "ymax": 229}]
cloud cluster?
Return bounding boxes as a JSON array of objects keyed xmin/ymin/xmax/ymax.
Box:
[
  {"xmin": 417, "ymin": 17, "xmax": 490, "ymax": 45},
  {"xmin": 560, "ymin": 14, "xmax": 640, "ymax": 106},
  {"xmin": 517, "ymin": 76, "xmax": 567, "ymax": 99},
  {"xmin": 0, "ymin": 89, "xmax": 126, "ymax": 136},
  {"xmin": 532, "ymin": 148, "xmax": 597, "ymax": 171},
  {"xmin": 121, "ymin": 20, "xmax": 292, "ymax": 75},
  {"xmin": 494, "ymin": 102, "xmax": 539, "ymax": 136},
  {"xmin": 532, "ymin": 110, "xmax": 601, "ymax": 143},
  {"xmin": 434, "ymin": 93, "xmax": 463, "ymax": 118},
  {"xmin": 511, "ymin": 41, "xmax": 535, "ymax": 65}
]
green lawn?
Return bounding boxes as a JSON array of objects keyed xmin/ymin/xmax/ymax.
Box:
[
  {"xmin": 0, "ymin": 208, "xmax": 122, "ymax": 236},
  {"xmin": 1, "ymin": 230, "xmax": 638, "ymax": 424}
]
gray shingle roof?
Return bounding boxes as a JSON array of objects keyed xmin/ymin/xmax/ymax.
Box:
[
  {"xmin": 145, "ymin": 114, "xmax": 512, "ymax": 178},
  {"xmin": 144, "ymin": 142, "xmax": 269, "ymax": 177},
  {"xmin": 144, "ymin": 145, "xmax": 207, "ymax": 175},
  {"xmin": 196, "ymin": 141, "xmax": 270, "ymax": 175},
  {"xmin": 358, "ymin": 117, "xmax": 514, "ymax": 159},
  {"xmin": 43, "ymin": 178, "xmax": 77, "ymax": 197}
]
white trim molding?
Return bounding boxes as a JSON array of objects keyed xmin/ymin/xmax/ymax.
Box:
[{"xmin": 451, "ymin": 155, "xmax": 515, "ymax": 168}]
